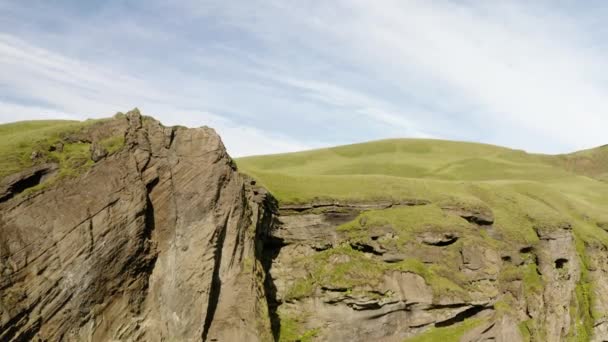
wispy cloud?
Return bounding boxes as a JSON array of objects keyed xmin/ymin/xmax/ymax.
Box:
[
  {"xmin": 0, "ymin": 33, "xmax": 318, "ymax": 156},
  {"xmin": 1, "ymin": 1, "xmax": 608, "ymax": 155}
]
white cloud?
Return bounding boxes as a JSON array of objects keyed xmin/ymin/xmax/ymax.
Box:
[
  {"xmin": 0, "ymin": 33, "xmax": 316, "ymax": 156},
  {"xmin": 2, "ymin": 1, "xmax": 608, "ymax": 155},
  {"xmin": 315, "ymin": 0, "xmax": 608, "ymax": 151},
  {"xmin": 156, "ymin": 109, "xmax": 318, "ymax": 157},
  {"xmin": 0, "ymin": 101, "xmax": 81, "ymax": 121},
  {"xmin": 177, "ymin": 0, "xmax": 608, "ymax": 152}
]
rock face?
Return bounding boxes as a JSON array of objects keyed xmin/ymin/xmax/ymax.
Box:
[
  {"xmin": 0, "ymin": 110, "xmax": 276, "ymax": 341},
  {"xmin": 264, "ymin": 202, "xmax": 593, "ymax": 342},
  {"xmin": 0, "ymin": 111, "xmax": 606, "ymax": 341}
]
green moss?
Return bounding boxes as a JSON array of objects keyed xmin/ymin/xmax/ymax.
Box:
[
  {"xmin": 100, "ymin": 135, "xmax": 125, "ymax": 154},
  {"xmin": 285, "ymin": 245, "xmax": 385, "ymax": 301},
  {"xmin": 403, "ymin": 318, "xmax": 485, "ymax": 342},
  {"xmin": 284, "ymin": 245, "xmax": 467, "ymax": 302},
  {"xmin": 522, "ymin": 263, "xmax": 543, "ymax": 295},
  {"xmin": 285, "ymin": 279, "xmax": 315, "ymax": 301},
  {"xmin": 392, "ymin": 259, "xmax": 468, "ymax": 299},
  {"xmin": 499, "ymin": 264, "xmax": 523, "ymax": 283},
  {"xmin": 0, "ymin": 120, "xmax": 95, "ymax": 179},
  {"xmin": 278, "ymin": 312, "xmax": 319, "ymax": 342},
  {"xmin": 493, "ymin": 300, "xmax": 514, "ymax": 315},
  {"xmin": 518, "ymin": 320, "xmax": 532, "ymax": 342},
  {"xmin": 567, "ymin": 235, "xmax": 594, "ymax": 341},
  {"xmin": 19, "ymin": 141, "xmax": 95, "ymax": 196},
  {"xmin": 0, "ymin": 118, "xmax": 129, "ymax": 197},
  {"xmin": 338, "ymin": 205, "xmax": 470, "ymax": 241},
  {"xmin": 298, "ymin": 328, "xmax": 320, "ymax": 342}
]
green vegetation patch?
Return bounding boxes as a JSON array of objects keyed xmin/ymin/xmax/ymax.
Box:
[
  {"xmin": 0, "ymin": 120, "xmax": 86, "ymax": 179},
  {"xmin": 403, "ymin": 317, "xmax": 485, "ymax": 342},
  {"xmin": 567, "ymin": 235, "xmax": 595, "ymax": 341},
  {"xmin": 100, "ymin": 135, "xmax": 125, "ymax": 155},
  {"xmin": 338, "ymin": 205, "xmax": 471, "ymax": 244},
  {"xmin": 237, "ymin": 138, "xmax": 608, "ymax": 248},
  {"xmin": 0, "ymin": 118, "xmax": 127, "ymax": 195},
  {"xmin": 285, "ymin": 245, "xmax": 467, "ymax": 302},
  {"xmin": 278, "ymin": 311, "xmax": 319, "ymax": 342}
]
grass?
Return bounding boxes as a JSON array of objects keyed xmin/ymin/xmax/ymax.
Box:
[
  {"xmin": 337, "ymin": 204, "xmax": 472, "ymax": 249},
  {"xmin": 284, "ymin": 244, "xmax": 468, "ymax": 302},
  {"xmin": 0, "ymin": 120, "xmax": 87, "ymax": 179},
  {"xmin": 100, "ymin": 135, "xmax": 125, "ymax": 155},
  {"xmin": 567, "ymin": 235, "xmax": 595, "ymax": 342},
  {"xmin": 0, "ymin": 118, "xmax": 126, "ymax": 194},
  {"xmin": 403, "ymin": 317, "xmax": 485, "ymax": 342},
  {"xmin": 278, "ymin": 311, "xmax": 319, "ymax": 342},
  {"xmin": 236, "ymin": 138, "xmax": 608, "ymax": 246}
]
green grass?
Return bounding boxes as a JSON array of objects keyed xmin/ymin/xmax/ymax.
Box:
[
  {"xmin": 100, "ymin": 135, "xmax": 125, "ymax": 155},
  {"xmin": 403, "ymin": 317, "xmax": 485, "ymax": 342},
  {"xmin": 285, "ymin": 244, "xmax": 468, "ymax": 301},
  {"xmin": 0, "ymin": 120, "xmax": 87, "ymax": 179},
  {"xmin": 278, "ymin": 311, "xmax": 319, "ymax": 342},
  {"xmin": 0, "ymin": 118, "xmax": 126, "ymax": 194},
  {"xmin": 237, "ymin": 138, "xmax": 608, "ymax": 246}
]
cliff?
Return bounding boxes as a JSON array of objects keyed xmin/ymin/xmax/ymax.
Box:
[
  {"xmin": 238, "ymin": 138, "xmax": 608, "ymax": 342},
  {"xmin": 0, "ymin": 110, "xmax": 276, "ymax": 341},
  {"xmin": 1, "ymin": 111, "xmax": 608, "ymax": 341}
]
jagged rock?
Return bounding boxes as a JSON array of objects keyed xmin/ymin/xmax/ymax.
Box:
[
  {"xmin": 461, "ymin": 244, "xmax": 500, "ymax": 273},
  {"xmin": 90, "ymin": 141, "xmax": 108, "ymax": 162},
  {"xmin": 0, "ymin": 110, "xmax": 275, "ymax": 341},
  {"xmin": 460, "ymin": 314, "xmax": 523, "ymax": 342},
  {"xmin": 273, "ymin": 213, "xmax": 349, "ymax": 245},
  {"xmin": 418, "ymin": 231, "xmax": 459, "ymax": 246},
  {"xmin": 0, "ymin": 163, "xmax": 58, "ymax": 203},
  {"xmin": 583, "ymin": 244, "xmax": 608, "ymax": 341},
  {"xmin": 382, "ymin": 252, "xmax": 406, "ymax": 263},
  {"xmin": 532, "ymin": 224, "xmax": 580, "ymax": 342},
  {"xmin": 382, "ymin": 271, "xmax": 433, "ymax": 304},
  {"xmin": 441, "ymin": 205, "xmax": 494, "ymax": 225}
]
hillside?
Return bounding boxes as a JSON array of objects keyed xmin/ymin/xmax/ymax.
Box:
[
  {"xmin": 237, "ymin": 139, "xmax": 608, "ymax": 341},
  {"xmin": 1, "ymin": 114, "xmax": 608, "ymax": 341},
  {"xmin": 237, "ymin": 139, "xmax": 608, "ymax": 244}
]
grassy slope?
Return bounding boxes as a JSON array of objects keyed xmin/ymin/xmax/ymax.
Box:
[
  {"xmin": 0, "ymin": 118, "xmax": 124, "ymax": 185},
  {"xmin": 237, "ymin": 139, "xmax": 608, "ymax": 245}
]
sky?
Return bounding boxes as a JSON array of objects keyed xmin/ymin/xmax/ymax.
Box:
[{"xmin": 1, "ymin": 1, "xmax": 608, "ymax": 156}]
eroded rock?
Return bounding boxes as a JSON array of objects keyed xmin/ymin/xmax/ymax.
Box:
[{"xmin": 0, "ymin": 110, "xmax": 276, "ymax": 342}]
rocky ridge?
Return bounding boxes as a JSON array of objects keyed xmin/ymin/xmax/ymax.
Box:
[{"xmin": 0, "ymin": 111, "xmax": 276, "ymax": 341}]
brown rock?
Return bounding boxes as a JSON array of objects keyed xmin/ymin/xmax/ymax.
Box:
[
  {"xmin": 90, "ymin": 141, "xmax": 108, "ymax": 162},
  {"xmin": 0, "ymin": 110, "xmax": 275, "ymax": 341}
]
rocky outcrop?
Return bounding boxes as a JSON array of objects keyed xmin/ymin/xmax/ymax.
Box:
[
  {"xmin": 0, "ymin": 163, "xmax": 58, "ymax": 203},
  {"xmin": 0, "ymin": 110, "xmax": 276, "ymax": 341},
  {"xmin": 263, "ymin": 202, "xmax": 600, "ymax": 341}
]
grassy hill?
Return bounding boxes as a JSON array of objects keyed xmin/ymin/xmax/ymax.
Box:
[{"xmin": 236, "ymin": 139, "xmax": 608, "ymax": 245}]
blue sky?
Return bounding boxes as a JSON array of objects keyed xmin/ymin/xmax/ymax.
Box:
[{"xmin": 1, "ymin": 1, "xmax": 608, "ymax": 156}]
